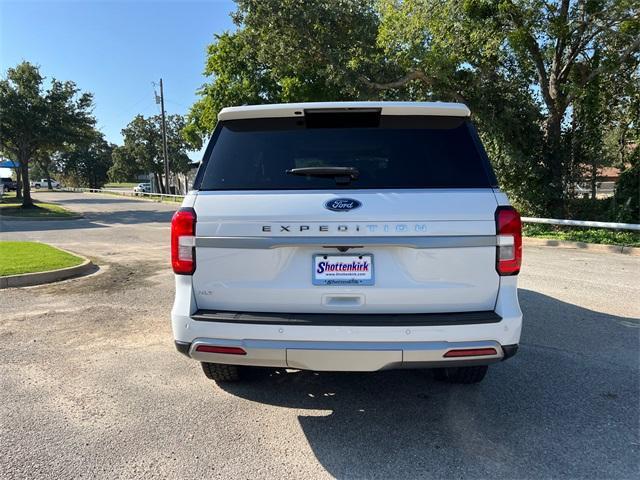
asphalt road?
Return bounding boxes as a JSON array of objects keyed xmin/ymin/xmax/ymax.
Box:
[{"xmin": 1, "ymin": 192, "xmax": 639, "ymax": 479}]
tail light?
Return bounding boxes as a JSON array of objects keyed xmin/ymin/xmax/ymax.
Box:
[
  {"xmin": 444, "ymin": 348, "xmax": 497, "ymax": 358},
  {"xmin": 195, "ymin": 345, "xmax": 247, "ymax": 355},
  {"xmin": 171, "ymin": 207, "xmax": 196, "ymax": 275},
  {"xmin": 495, "ymin": 206, "xmax": 522, "ymax": 275}
]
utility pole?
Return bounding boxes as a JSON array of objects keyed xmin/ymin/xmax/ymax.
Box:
[{"xmin": 159, "ymin": 78, "xmax": 170, "ymax": 194}]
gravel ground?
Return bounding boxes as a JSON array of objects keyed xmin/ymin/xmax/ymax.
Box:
[{"xmin": 1, "ymin": 191, "xmax": 639, "ymax": 479}]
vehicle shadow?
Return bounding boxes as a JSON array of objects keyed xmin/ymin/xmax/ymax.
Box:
[
  {"xmin": 51, "ymin": 197, "xmax": 143, "ymax": 204},
  {"xmin": 0, "ymin": 208, "xmax": 176, "ymax": 232},
  {"xmin": 217, "ymin": 290, "xmax": 639, "ymax": 479},
  {"xmin": 80, "ymin": 208, "xmax": 176, "ymax": 225}
]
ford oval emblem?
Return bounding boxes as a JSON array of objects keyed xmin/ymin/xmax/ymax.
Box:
[{"xmin": 324, "ymin": 198, "xmax": 362, "ymax": 212}]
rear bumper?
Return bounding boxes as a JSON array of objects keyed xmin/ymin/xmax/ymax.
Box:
[
  {"xmin": 172, "ymin": 273, "xmax": 523, "ymax": 371},
  {"xmin": 176, "ymin": 338, "xmax": 518, "ymax": 371}
]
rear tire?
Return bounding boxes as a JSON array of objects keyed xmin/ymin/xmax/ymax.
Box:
[
  {"xmin": 201, "ymin": 362, "xmax": 271, "ymax": 383},
  {"xmin": 433, "ymin": 365, "xmax": 488, "ymax": 384},
  {"xmin": 201, "ymin": 362, "xmax": 243, "ymax": 382}
]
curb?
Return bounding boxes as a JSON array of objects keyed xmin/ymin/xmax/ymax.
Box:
[
  {"xmin": 524, "ymin": 237, "xmax": 640, "ymax": 256},
  {"xmin": 0, "ymin": 251, "xmax": 97, "ymax": 289}
]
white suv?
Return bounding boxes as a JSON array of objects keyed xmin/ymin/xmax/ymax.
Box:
[{"xmin": 171, "ymin": 102, "xmax": 523, "ymax": 384}]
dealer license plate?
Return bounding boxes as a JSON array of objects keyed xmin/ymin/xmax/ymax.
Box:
[{"xmin": 312, "ymin": 254, "xmax": 374, "ymax": 286}]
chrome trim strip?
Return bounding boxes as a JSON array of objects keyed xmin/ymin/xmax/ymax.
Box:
[{"xmin": 194, "ymin": 235, "xmax": 496, "ymax": 249}]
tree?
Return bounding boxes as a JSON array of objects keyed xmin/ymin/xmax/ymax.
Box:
[
  {"xmin": 185, "ymin": 0, "xmax": 640, "ymax": 217},
  {"xmin": 57, "ymin": 132, "xmax": 114, "ymax": 189},
  {"xmin": 0, "ymin": 61, "xmax": 96, "ymax": 207},
  {"xmin": 605, "ymin": 73, "xmax": 640, "ymax": 222},
  {"xmin": 183, "ymin": 0, "xmax": 383, "ymax": 148},
  {"xmin": 570, "ymin": 49, "xmax": 608, "ymax": 200},
  {"xmin": 370, "ymin": 0, "xmax": 640, "ymax": 215},
  {"xmin": 108, "ymin": 145, "xmax": 141, "ymax": 183},
  {"xmin": 120, "ymin": 114, "xmax": 192, "ymax": 192}
]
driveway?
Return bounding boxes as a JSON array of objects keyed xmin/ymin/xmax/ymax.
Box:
[{"xmin": 1, "ymin": 192, "xmax": 638, "ymax": 479}]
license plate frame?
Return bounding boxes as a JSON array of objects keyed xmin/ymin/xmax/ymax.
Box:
[{"xmin": 312, "ymin": 253, "xmax": 375, "ymax": 286}]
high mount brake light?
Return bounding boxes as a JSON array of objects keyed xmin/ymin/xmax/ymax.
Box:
[
  {"xmin": 495, "ymin": 206, "xmax": 522, "ymax": 276},
  {"xmin": 171, "ymin": 207, "xmax": 196, "ymax": 275}
]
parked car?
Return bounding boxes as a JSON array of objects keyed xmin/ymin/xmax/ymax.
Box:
[
  {"xmin": 31, "ymin": 178, "xmax": 61, "ymax": 189},
  {"xmin": 133, "ymin": 183, "xmax": 151, "ymax": 194},
  {"xmin": 171, "ymin": 101, "xmax": 523, "ymax": 385},
  {"xmin": 1, "ymin": 177, "xmax": 17, "ymax": 191}
]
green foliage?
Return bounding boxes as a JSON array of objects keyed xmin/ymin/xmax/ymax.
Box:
[
  {"xmin": 0, "ymin": 61, "xmax": 96, "ymax": 207},
  {"xmin": 57, "ymin": 133, "xmax": 114, "ymax": 188},
  {"xmin": 183, "ymin": 0, "xmax": 384, "ymax": 148},
  {"xmin": 108, "ymin": 146, "xmax": 141, "ymax": 183},
  {"xmin": 614, "ymin": 158, "xmax": 639, "ymax": 223},
  {"xmin": 116, "ymin": 114, "xmax": 192, "ymax": 191},
  {"xmin": 185, "ymin": 0, "xmax": 640, "ymax": 219},
  {"xmin": 123, "ymin": 114, "xmax": 191, "ymax": 174},
  {"xmin": 523, "ymin": 224, "xmax": 640, "ymax": 247}
]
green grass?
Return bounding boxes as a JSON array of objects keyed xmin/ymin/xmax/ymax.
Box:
[
  {"xmin": 523, "ymin": 224, "xmax": 640, "ymax": 247},
  {"xmin": 104, "ymin": 182, "xmax": 137, "ymax": 188},
  {"xmin": 0, "ymin": 192, "xmax": 77, "ymax": 219},
  {"xmin": 0, "ymin": 241, "xmax": 84, "ymax": 276}
]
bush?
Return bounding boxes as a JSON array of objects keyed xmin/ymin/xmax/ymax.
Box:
[
  {"xmin": 564, "ymin": 198, "xmax": 614, "ymax": 222},
  {"xmin": 523, "ymin": 224, "xmax": 640, "ymax": 247},
  {"xmin": 613, "ymin": 161, "xmax": 639, "ymax": 223}
]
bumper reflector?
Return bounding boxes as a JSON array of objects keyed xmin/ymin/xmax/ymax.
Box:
[
  {"xmin": 195, "ymin": 345, "xmax": 247, "ymax": 355},
  {"xmin": 443, "ymin": 348, "xmax": 497, "ymax": 358}
]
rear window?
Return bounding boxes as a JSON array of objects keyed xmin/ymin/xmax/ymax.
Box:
[{"xmin": 196, "ymin": 115, "xmax": 496, "ymax": 190}]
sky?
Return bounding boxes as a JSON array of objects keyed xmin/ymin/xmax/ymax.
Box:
[{"xmin": 1, "ymin": 0, "xmax": 236, "ymax": 165}]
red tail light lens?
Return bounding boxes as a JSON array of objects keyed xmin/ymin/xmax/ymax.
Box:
[
  {"xmin": 195, "ymin": 345, "xmax": 247, "ymax": 355},
  {"xmin": 495, "ymin": 206, "xmax": 522, "ymax": 275},
  {"xmin": 444, "ymin": 348, "xmax": 497, "ymax": 357},
  {"xmin": 171, "ymin": 207, "xmax": 196, "ymax": 275}
]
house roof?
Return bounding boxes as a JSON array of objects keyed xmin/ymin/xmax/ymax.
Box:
[
  {"xmin": 599, "ymin": 167, "xmax": 621, "ymax": 180},
  {"xmin": 217, "ymin": 101, "xmax": 471, "ymax": 122}
]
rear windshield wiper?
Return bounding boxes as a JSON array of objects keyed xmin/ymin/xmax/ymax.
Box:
[{"xmin": 286, "ymin": 167, "xmax": 359, "ymax": 185}]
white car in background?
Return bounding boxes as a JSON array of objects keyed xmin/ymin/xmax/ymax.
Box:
[
  {"xmin": 171, "ymin": 101, "xmax": 523, "ymax": 385},
  {"xmin": 133, "ymin": 183, "xmax": 151, "ymax": 194},
  {"xmin": 31, "ymin": 178, "xmax": 61, "ymax": 189}
]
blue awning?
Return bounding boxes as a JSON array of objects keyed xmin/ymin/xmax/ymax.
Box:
[{"xmin": 0, "ymin": 160, "xmax": 19, "ymax": 168}]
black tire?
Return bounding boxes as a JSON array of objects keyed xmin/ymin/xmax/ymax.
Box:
[
  {"xmin": 201, "ymin": 362, "xmax": 243, "ymax": 382},
  {"xmin": 433, "ymin": 365, "xmax": 488, "ymax": 384}
]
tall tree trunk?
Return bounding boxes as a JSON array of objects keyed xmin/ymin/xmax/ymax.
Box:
[
  {"xmin": 14, "ymin": 166, "xmax": 22, "ymax": 199},
  {"xmin": 543, "ymin": 112, "xmax": 565, "ymax": 217},
  {"xmin": 44, "ymin": 165, "xmax": 52, "ymax": 190},
  {"xmin": 153, "ymin": 172, "xmax": 161, "ymax": 194},
  {"xmin": 19, "ymin": 156, "xmax": 34, "ymax": 208}
]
